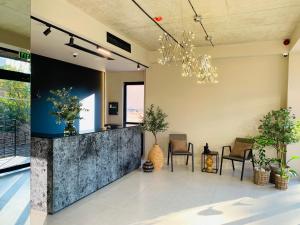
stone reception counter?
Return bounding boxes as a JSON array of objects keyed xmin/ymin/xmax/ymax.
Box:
[{"xmin": 31, "ymin": 126, "xmax": 141, "ymax": 214}]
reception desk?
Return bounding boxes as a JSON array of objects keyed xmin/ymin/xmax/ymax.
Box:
[{"xmin": 31, "ymin": 126, "xmax": 141, "ymax": 214}]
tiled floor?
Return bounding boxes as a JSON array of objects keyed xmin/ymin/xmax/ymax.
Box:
[
  {"xmin": 0, "ymin": 168, "xmax": 30, "ymax": 225},
  {"xmin": 30, "ymin": 163, "xmax": 300, "ymax": 225}
]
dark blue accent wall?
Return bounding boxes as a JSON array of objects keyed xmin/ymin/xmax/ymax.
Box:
[{"xmin": 31, "ymin": 54, "xmax": 102, "ymax": 134}]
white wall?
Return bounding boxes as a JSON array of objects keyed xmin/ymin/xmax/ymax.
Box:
[
  {"xmin": 287, "ymin": 52, "xmax": 300, "ymax": 172},
  {"xmin": 106, "ymin": 71, "xmax": 145, "ymax": 125},
  {"xmin": 145, "ymin": 52, "xmax": 288, "ymax": 165}
]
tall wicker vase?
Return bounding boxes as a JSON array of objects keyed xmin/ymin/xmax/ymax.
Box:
[
  {"xmin": 254, "ymin": 169, "xmax": 271, "ymax": 186},
  {"xmin": 148, "ymin": 144, "xmax": 164, "ymax": 170},
  {"xmin": 275, "ymin": 174, "xmax": 289, "ymax": 190}
]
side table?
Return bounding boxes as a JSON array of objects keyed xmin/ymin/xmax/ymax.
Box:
[{"xmin": 201, "ymin": 151, "xmax": 219, "ymax": 174}]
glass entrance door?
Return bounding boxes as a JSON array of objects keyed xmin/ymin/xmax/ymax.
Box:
[{"xmin": 0, "ymin": 56, "xmax": 30, "ymax": 173}]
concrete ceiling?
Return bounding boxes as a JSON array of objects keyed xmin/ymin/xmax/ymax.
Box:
[
  {"xmin": 67, "ymin": 0, "xmax": 300, "ymax": 50},
  {"xmin": 0, "ymin": 0, "xmax": 30, "ymax": 37},
  {"xmin": 31, "ymin": 20, "xmax": 146, "ymax": 72}
]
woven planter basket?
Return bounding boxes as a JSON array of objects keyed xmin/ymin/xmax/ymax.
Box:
[
  {"xmin": 148, "ymin": 144, "xmax": 164, "ymax": 170},
  {"xmin": 275, "ymin": 175, "xmax": 289, "ymax": 190},
  {"xmin": 270, "ymin": 165, "xmax": 279, "ymax": 184},
  {"xmin": 254, "ymin": 169, "xmax": 271, "ymax": 186}
]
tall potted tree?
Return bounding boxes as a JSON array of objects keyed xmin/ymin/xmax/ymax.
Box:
[
  {"xmin": 258, "ymin": 108, "xmax": 299, "ymax": 183},
  {"xmin": 141, "ymin": 104, "xmax": 168, "ymax": 170}
]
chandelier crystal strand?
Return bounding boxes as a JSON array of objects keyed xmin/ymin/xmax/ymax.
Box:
[
  {"xmin": 180, "ymin": 31, "xmax": 196, "ymax": 77},
  {"xmin": 158, "ymin": 33, "xmax": 178, "ymax": 65},
  {"xmin": 196, "ymin": 54, "xmax": 218, "ymax": 84}
]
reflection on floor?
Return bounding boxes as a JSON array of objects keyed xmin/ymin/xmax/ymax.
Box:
[
  {"xmin": 0, "ymin": 156, "xmax": 30, "ymax": 170},
  {"xmin": 31, "ymin": 164, "xmax": 300, "ymax": 225},
  {"xmin": 0, "ymin": 168, "xmax": 30, "ymax": 225}
]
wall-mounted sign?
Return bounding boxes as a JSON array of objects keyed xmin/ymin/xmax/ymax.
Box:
[
  {"xmin": 108, "ymin": 102, "xmax": 118, "ymax": 115},
  {"xmin": 18, "ymin": 51, "xmax": 31, "ymax": 61}
]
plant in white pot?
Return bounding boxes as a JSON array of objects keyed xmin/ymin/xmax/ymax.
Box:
[
  {"xmin": 253, "ymin": 135, "xmax": 273, "ymax": 185},
  {"xmin": 274, "ymin": 156, "xmax": 299, "ymax": 190},
  {"xmin": 141, "ymin": 104, "xmax": 168, "ymax": 170}
]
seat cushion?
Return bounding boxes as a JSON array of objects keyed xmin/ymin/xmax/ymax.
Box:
[
  {"xmin": 230, "ymin": 141, "xmax": 252, "ymax": 158},
  {"xmin": 171, "ymin": 139, "xmax": 188, "ymax": 152}
]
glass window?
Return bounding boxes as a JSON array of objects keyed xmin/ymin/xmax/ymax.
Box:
[{"xmin": 124, "ymin": 83, "xmax": 144, "ymax": 125}]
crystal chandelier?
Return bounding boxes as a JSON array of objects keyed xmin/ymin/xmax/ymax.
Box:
[
  {"xmin": 157, "ymin": 31, "xmax": 219, "ymax": 84},
  {"xmin": 196, "ymin": 55, "xmax": 218, "ymax": 84},
  {"xmin": 158, "ymin": 33, "xmax": 180, "ymax": 65}
]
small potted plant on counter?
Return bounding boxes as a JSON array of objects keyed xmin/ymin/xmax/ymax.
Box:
[
  {"xmin": 275, "ymin": 156, "xmax": 299, "ymax": 190},
  {"xmin": 253, "ymin": 135, "xmax": 272, "ymax": 185},
  {"xmin": 141, "ymin": 104, "xmax": 168, "ymax": 170},
  {"xmin": 47, "ymin": 87, "xmax": 87, "ymax": 136}
]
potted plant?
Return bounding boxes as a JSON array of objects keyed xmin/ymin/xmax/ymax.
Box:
[
  {"xmin": 258, "ymin": 108, "xmax": 299, "ymax": 183},
  {"xmin": 141, "ymin": 104, "xmax": 168, "ymax": 170},
  {"xmin": 47, "ymin": 87, "xmax": 87, "ymax": 136},
  {"xmin": 275, "ymin": 156, "xmax": 299, "ymax": 190},
  {"xmin": 253, "ymin": 135, "xmax": 272, "ymax": 185}
]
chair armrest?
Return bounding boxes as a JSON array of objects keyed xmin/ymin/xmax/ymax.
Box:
[
  {"xmin": 221, "ymin": 145, "xmax": 231, "ymax": 157},
  {"xmin": 243, "ymin": 149, "xmax": 252, "ymax": 160},
  {"xmin": 188, "ymin": 142, "xmax": 194, "ymax": 153}
]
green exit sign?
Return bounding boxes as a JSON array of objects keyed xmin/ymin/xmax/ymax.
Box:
[{"xmin": 19, "ymin": 51, "xmax": 31, "ymax": 61}]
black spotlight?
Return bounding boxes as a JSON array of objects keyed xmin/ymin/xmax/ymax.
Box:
[
  {"xmin": 69, "ymin": 36, "xmax": 74, "ymax": 45},
  {"xmin": 137, "ymin": 63, "xmax": 141, "ymax": 70},
  {"xmin": 43, "ymin": 27, "xmax": 51, "ymax": 36}
]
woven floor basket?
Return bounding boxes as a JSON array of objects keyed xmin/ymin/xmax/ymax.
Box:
[
  {"xmin": 254, "ymin": 169, "xmax": 270, "ymax": 186},
  {"xmin": 275, "ymin": 175, "xmax": 289, "ymax": 190}
]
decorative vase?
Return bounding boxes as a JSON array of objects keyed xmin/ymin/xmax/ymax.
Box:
[
  {"xmin": 64, "ymin": 121, "xmax": 77, "ymax": 136},
  {"xmin": 143, "ymin": 161, "xmax": 154, "ymax": 172},
  {"xmin": 275, "ymin": 174, "xmax": 289, "ymax": 190},
  {"xmin": 206, "ymin": 155, "xmax": 213, "ymax": 172},
  {"xmin": 148, "ymin": 144, "xmax": 164, "ymax": 170},
  {"xmin": 254, "ymin": 169, "xmax": 271, "ymax": 186}
]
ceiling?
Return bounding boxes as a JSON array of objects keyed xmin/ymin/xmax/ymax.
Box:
[
  {"xmin": 67, "ymin": 0, "xmax": 300, "ymax": 50},
  {"xmin": 31, "ymin": 20, "xmax": 146, "ymax": 72},
  {"xmin": 0, "ymin": 0, "xmax": 30, "ymax": 37}
]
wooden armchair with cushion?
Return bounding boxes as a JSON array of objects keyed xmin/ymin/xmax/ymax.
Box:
[
  {"xmin": 167, "ymin": 134, "xmax": 194, "ymax": 172},
  {"xmin": 219, "ymin": 138, "xmax": 255, "ymax": 181}
]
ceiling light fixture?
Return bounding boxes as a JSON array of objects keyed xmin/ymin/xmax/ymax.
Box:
[
  {"xmin": 43, "ymin": 26, "xmax": 51, "ymax": 36},
  {"xmin": 205, "ymin": 36, "xmax": 212, "ymax": 42},
  {"xmin": 97, "ymin": 46, "xmax": 111, "ymax": 56},
  {"xmin": 137, "ymin": 63, "xmax": 141, "ymax": 70},
  {"xmin": 68, "ymin": 36, "xmax": 74, "ymax": 45}
]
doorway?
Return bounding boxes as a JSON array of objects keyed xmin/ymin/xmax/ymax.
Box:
[{"xmin": 0, "ymin": 56, "xmax": 30, "ymax": 173}]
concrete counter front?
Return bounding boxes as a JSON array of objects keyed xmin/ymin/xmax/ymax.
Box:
[{"xmin": 31, "ymin": 126, "xmax": 141, "ymax": 214}]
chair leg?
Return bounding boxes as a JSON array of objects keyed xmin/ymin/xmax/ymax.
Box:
[
  {"xmin": 167, "ymin": 149, "xmax": 170, "ymax": 165},
  {"xmin": 192, "ymin": 153, "xmax": 194, "ymax": 172},
  {"xmin": 231, "ymin": 160, "xmax": 235, "ymax": 171},
  {"xmin": 186, "ymin": 155, "xmax": 189, "ymax": 165},
  {"xmin": 171, "ymin": 153, "xmax": 174, "ymax": 172},
  {"xmin": 241, "ymin": 160, "xmax": 245, "ymax": 181},
  {"xmin": 219, "ymin": 157, "xmax": 223, "ymax": 175}
]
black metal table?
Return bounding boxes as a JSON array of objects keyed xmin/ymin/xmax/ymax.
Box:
[{"xmin": 201, "ymin": 151, "xmax": 219, "ymax": 174}]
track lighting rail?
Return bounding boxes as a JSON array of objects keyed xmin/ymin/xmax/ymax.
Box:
[
  {"xmin": 187, "ymin": 0, "xmax": 214, "ymax": 46},
  {"xmin": 31, "ymin": 16, "xmax": 149, "ymax": 68},
  {"xmin": 130, "ymin": 0, "xmax": 183, "ymax": 48}
]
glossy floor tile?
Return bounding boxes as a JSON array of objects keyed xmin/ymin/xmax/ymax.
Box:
[
  {"xmin": 0, "ymin": 168, "xmax": 30, "ymax": 225},
  {"xmin": 30, "ymin": 163, "xmax": 300, "ymax": 225}
]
